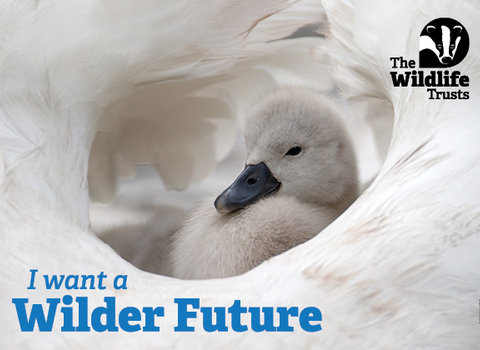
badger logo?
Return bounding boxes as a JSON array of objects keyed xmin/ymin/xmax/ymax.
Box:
[{"xmin": 419, "ymin": 18, "xmax": 469, "ymax": 68}]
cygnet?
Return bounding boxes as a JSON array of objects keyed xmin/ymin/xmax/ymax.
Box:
[{"xmin": 169, "ymin": 86, "xmax": 359, "ymax": 279}]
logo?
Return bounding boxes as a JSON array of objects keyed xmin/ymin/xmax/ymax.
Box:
[
  {"xmin": 389, "ymin": 17, "xmax": 470, "ymax": 100},
  {"xmin": 419, "ymin": 17, "xmax": 469, "ymax": 68}
]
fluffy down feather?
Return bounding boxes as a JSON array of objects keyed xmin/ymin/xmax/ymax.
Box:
[{"xmin": 169, "ymin": 86, "xmax": 358, "ymax": 279}]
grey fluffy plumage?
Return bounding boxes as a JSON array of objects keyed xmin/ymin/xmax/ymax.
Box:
[{"xmin": 169, "ymin": 86, "xmax": 359, "ymax": 279}]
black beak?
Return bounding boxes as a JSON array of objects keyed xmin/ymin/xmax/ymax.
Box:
[{"xmin": 214, "ymin": 162, "xmax": 280, "ymax": 214}]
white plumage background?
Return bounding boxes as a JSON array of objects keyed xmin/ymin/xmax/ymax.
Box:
[{"xmin": 1, "ymin": 0, "xmax": 479, "ymax": 349}]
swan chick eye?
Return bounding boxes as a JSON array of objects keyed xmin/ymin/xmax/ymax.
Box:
[{"xmin": 285, "ymin": 146, "xmax": 302, "ymax": 156}]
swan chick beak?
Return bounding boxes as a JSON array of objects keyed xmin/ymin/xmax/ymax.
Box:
[{"xmin": 214, "ymin": 162, "xmax": 280, "ymax": 214}]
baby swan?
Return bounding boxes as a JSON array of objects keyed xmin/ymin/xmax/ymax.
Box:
[{"xmin": 169, "ymin": 86, "xmax": 358, "ymax": 279}]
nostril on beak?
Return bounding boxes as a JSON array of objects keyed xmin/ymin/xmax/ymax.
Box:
[{"xmin": 247, "ymin": 177, "xmax": 258, "ymax": 185}]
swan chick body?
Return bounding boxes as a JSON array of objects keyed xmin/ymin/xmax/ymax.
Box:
[{"xmin": 170, "ymin": 86, "xmax": 359, "ymax": 279}]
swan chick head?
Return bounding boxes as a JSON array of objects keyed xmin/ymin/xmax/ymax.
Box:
[{"xmin": 215, "ymin": 86, "xmax": 358, "ymax": 214}]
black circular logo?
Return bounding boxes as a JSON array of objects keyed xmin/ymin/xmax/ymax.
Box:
[{"xmin": 419, "ymin": 17, "xmax": 469, "ymax": 68}]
